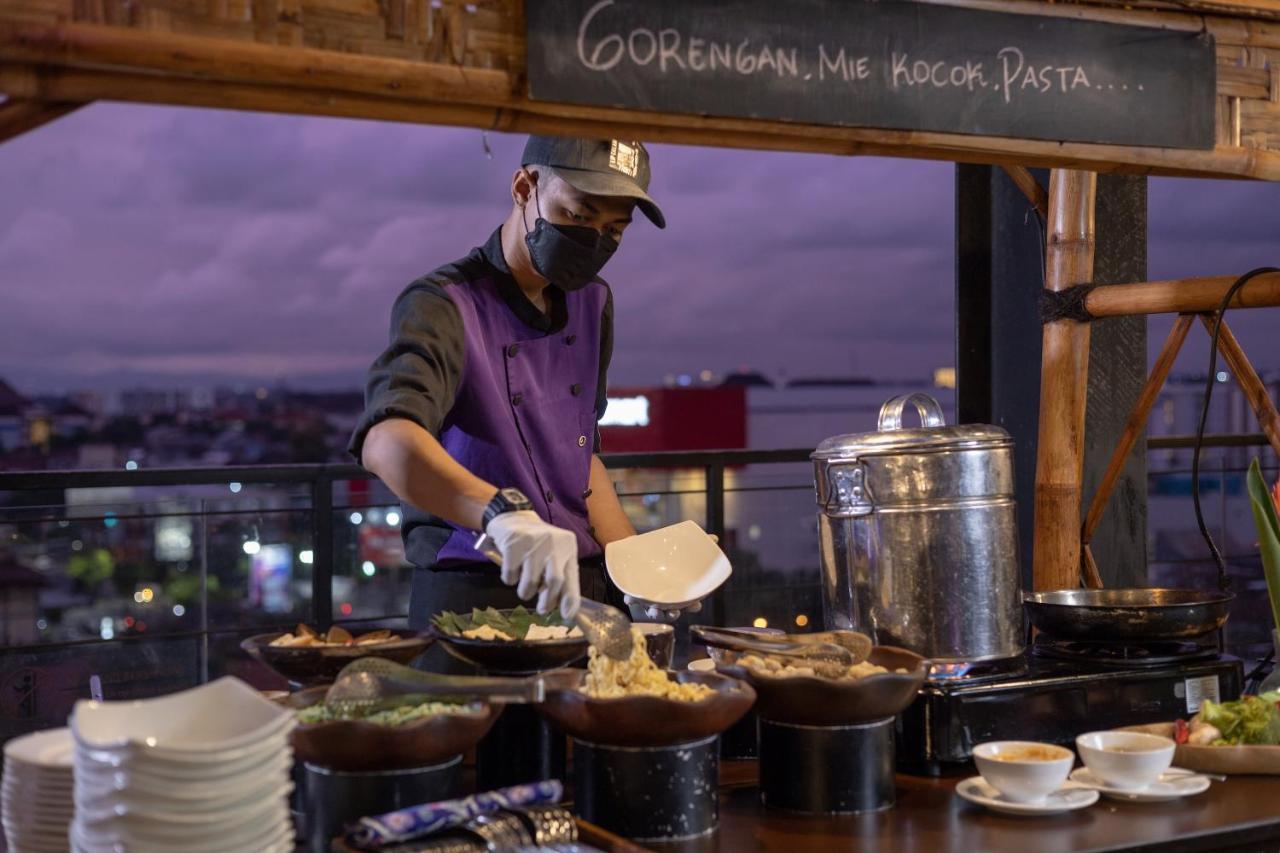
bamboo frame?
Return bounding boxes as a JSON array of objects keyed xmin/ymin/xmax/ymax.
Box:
[
  {"xmin": 1032, "ymin": 170, "xmax": 1097, "ymax": 592},
  {"xmin": 1000, "ymin": 165, "xmax": 1049, "ymax": 219},
  {"xmin": 1080, "ymin": 314, "xmax": 1195, "ymax": 586},
  {"xmin": 0, "ymin": 95, "xmax": 81, "ymax": 141},
  {"xmin": 1202, "ymin": 315, "xmax": 1280, "ymax": 458},
  {"xmin": 1086, "ymin": 272, "xmax": 1280, "ymax": 316}
]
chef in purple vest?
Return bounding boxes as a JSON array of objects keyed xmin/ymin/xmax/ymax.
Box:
[{"xmin": 349, "ymin": 136, "xmax": 664, "ymax": 631}]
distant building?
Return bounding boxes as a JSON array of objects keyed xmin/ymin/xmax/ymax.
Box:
[{"xmin": 0, "ymin": 378, "xmax": 31, "ymax": 452}]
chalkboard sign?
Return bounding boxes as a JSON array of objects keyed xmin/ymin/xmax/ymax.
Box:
[{"xmin": 526, "ymin": 0, "xmax": 1216, "ymax": 150}]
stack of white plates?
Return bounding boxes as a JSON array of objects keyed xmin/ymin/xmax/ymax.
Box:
[
  {"xmin": 69, "ymin": 677, "xmax": 295, "ymax": 853},
  {"xmin": 3, "ymin": 728, "xmax": 76, "ymax": 852}
]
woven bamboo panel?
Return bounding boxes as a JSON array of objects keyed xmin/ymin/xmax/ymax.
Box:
[{"xmin": 1, "ymin": 0, "xmax": 1278, "ymax": 176}]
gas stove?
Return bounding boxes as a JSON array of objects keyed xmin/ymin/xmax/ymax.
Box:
[{"xmin": 896, "ymin": 641, "xmax": 1243, "ymax": 775}]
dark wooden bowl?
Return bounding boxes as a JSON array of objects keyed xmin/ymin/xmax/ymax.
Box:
[
  {"xmin": 716, "ymin": 646, "xmax": 927, "ymax": 727},
  {"xmin": 282, "ymin": 685, "xmax": 500, "ymax": 772},
  {"xmin": 536, "ymin": 670, "xmax": 756, "ymax": 748},
  {"xmin": 428, "ymin": 626, "xmax": 588, "ymax": 674},
  {"xmin": 240, "ymin": 630, "xmax": 433, "ymax": 686}
]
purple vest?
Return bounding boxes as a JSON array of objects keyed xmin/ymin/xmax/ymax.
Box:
[{"xmin": 435, "ymin": 276, "xmax": 606, "ymax": 564}]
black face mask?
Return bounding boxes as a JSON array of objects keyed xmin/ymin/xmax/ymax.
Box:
[{"xmin": 522, "ymin": 183, "xmax": 618, "ymax": 292}]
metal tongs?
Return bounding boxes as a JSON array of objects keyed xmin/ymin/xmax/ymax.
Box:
[
  {"xmin": 323, "ymin": 658, "xmax": 580, "ymax": 716},
  {"xmin": 691, "ymin": 626, "xmax": 873, "ymax": 678},
  {"xmin": 474, "ymin": 532, "xmax": 632, "ymax": 660}
]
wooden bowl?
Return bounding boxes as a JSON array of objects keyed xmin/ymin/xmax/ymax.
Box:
[
  {"xmin": 241, "ymin": 630, "xmax": 433, "ymax": 686},
  {"xmin": 282, "ymin": 685, "xmax": 500, "ymax": 772},
  {"xmin": 716, "ymin": 646, "xmax": 927, "ymax": 727},
  {"xmin": 536, "ymin": 670, "xmax": 756, "ymax": 748}
]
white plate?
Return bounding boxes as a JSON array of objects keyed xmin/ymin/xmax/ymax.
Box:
[
  {"xmin": 1069, "ymin": 767, "xmax": 1212, "ymax": 802},
  {"xmin": 956, "ymin": 776, "xmax": 1099, "ymax": 815},
  {"xmin": 71, "ymin": 677, "xmax": 293, "ymax": 756},
  {"xmin": 72, "ymin": 811, "xmax": 292, "ymax": 853},
  {"xmin": 5, "ymin": 729, "xmax": 75, "ymax": 769},
  {"xmin": 605, "ymin": 520, "xmax": 732, "ymax": 608}
]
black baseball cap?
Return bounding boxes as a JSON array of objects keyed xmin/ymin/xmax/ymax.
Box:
[{"xmin": 521, "ymin": 135, "xmax": 666, "ymax": 229}]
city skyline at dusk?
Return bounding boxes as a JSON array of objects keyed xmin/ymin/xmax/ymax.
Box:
[{"xmin": 1, "ymin": 103, "xmax": 1277, "ymax": 398}]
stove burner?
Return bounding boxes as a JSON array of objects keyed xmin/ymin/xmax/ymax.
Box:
[
  {"xmin": 930, "ymin": 663, "xmax": 974, "ymax": 681},
  {"xmin": 1033, "ymin": 638, "xmax": 1218, "ymax": 668},
  {"xmin": 925, "ymin": 656, "xmax": 1029, "ymax": 683}
]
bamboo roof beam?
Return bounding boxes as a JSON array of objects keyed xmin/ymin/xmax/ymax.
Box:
[
  {"xmin": 0, "ymin": 95, "xmax": 82, "ymax": 143},
  {"xmin": 1001, "ymin": 165, "xmax": 1050, "ymax": 219}
]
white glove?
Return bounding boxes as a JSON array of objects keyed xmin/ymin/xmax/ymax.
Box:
[{"xmin": 485, "ymin": 511, "xmax": 581, "ymax": 619}]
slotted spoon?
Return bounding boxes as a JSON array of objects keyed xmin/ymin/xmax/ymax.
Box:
[
  {"xmin": 691, "ymin": 626, "xmax": 859, "ymax": 678},
  {"xmin": 474, "ymin": 533, "xmax": 632, "ymax": 660},
  {"xmin": 323, "ymin": 658, "xmax": 575, "ymax": 717}
]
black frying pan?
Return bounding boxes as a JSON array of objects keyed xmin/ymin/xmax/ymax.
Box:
[{"xmin": 1023, "ymin": 588, "xmax": 1233, "ymax": 642}]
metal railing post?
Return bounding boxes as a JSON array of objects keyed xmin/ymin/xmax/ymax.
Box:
[
  {"xmin": 705, "ymin": 462, "xmax": 726, "ymax": 625},
  {"xmin": 311, "ymin": 474, "xmax": 334, "ymax": 630}
]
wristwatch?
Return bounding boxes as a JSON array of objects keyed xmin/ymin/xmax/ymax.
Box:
[{"xmin": 482, "ymin": 487, "xmax": 533, "ymax": 531}]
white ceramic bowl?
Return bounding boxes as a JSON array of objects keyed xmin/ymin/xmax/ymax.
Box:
[
  {"xmin": 71, "ymin": 677, "xmax": 292, "ymax": 756},
  {"xmin": 1076, "ymin": 730, "xmax": 1175, "ymax": 790},
  {"xmin": 5, "ymin": 728, "xmax": 75, "ymax": 769},
  {"xmin": 606, "ymin": 521, "xmax": 731, "ymax": 609},
  {"xmin": 75, "ymin": 730, "xmax": 291, "ymax": 773},
  {"xmin": 972, "ymin": 740, "xmax": 1075, "ymax": 803},
  {"xmin": 74, "ymin": 753, "xmax": 291, "ymax": 802}
]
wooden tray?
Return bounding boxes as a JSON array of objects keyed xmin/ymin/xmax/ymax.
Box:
[{"xmin": 1119, "ymin": 722, "xmax": 1280, "ymax": 775}]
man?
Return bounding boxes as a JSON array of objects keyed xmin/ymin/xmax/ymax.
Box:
[{"xmin": 349, "ymin": 136, "xmax": 664, "ymax": 626}]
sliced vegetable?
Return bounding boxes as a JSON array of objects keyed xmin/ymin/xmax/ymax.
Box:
[
  {"xmin": 1196, "ymin": 693, "xmax": 1280, "ymax": 746},
  {"xmin": 431, "ymin": 606, "xmax": 571, "ymax": 640}
]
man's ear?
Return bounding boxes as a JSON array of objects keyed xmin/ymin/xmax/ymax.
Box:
[{"xmin": 511, "ymin": 168, "xmax": 539, "ymax": 207}]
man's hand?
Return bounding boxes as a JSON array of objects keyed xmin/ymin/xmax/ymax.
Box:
[{"xmin": 485, "ymin": 511, "xmax": 582, "ymax": 619}]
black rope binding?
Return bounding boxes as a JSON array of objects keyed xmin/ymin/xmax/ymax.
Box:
[{"xmin": 1039, "ymin": 283, "xmax": 1097, "ymax": 324}]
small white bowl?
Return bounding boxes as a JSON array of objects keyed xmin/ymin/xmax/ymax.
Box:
[
  {"xmin": 972, "ymin": 741, "xmax": 1075, "ymax": 803},
  {"xmin": 606, "ymin": 521, "xmax": 731, "ymax": 609},
  {"xmin": 1076, "ymin": 731, "xmax": 1175, "ymax": 791}
]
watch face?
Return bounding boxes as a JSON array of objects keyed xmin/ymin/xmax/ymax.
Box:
[{"xmin": 500, "ymin": 488, "xmax": 530, "ymax": 506}]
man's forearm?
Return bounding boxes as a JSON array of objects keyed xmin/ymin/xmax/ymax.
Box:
[
  {"xmin": 361, "ymin": 418, "xmax": 497, "ymax": 531},
  {"xmin": 586, "ymin": 455, "xmax": 637, "ymax": 546}
]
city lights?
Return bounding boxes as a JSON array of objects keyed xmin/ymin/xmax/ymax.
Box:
[
  {"xmin": 243, "ymin": 540, "xmax": 261, "ymax": 555},
  {"xmin": 385, "ymin": 511, "xmax": 401, "ymax": 527},
  {"xmin": 229, "ymin": 482, "xmax": 243, "ymax": 493},
  {"xmin": 361, "ymin": 561, "xmax": 376, "ymax": 577},
  {"xmin": 349, "ymin": 511, "xmax": 363, "ymax": 525},
  {"xmin": 299, "ymin": 549, "xmax": 314, "ymax": 565},
  {"xmin": 340, "ymin": 602, "xmax": 353, "ymax": 616},
  {"xmin": 1216, "ymin": 371, "xmax": 1229, "ymax": 383},
  {"xmin": 795, "ymin": 614, "xmax": 809, "ymax": 627},
  {"xmin": 173, "ymin": 604, "xmax": 186, "ymax": 617},
  {"xmin": 124, "ymin": 459, "xmax": 138, "ymax": 470},
  {"xmin": 753, "ymin": 616, "xmax": 768, "ymax": 628},
  {"xmin": 99, "ymin": 617, "xmax": 114, "ymax": 640}
]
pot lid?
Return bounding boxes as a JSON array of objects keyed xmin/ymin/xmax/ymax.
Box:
[{"xmin": 811, "ymin": 393, "xmax": 1012, "ymax": 461}]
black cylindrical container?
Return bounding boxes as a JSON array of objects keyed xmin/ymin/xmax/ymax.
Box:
[
  {"xmin": 758, "ymin": 717, "xmax": 894, "ymax": 814},
  {"xmin": 719, "ymin": 709, "xmax": 759, "ymax": 759},
  {"xmin": 475, "ymin": 703, "xmax": 566, "ymax": 790},
  {"xmin": 302, "ymin": 757, "xmax": 461, "ymax": 852},
  {"xmin": 572, "ymin": 735, "xmax": 719, "ymax": 842}
]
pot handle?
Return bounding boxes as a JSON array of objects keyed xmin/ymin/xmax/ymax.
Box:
[{"xmin": 878, "ymin": 393, "xmax": 946, "ymax": 432}]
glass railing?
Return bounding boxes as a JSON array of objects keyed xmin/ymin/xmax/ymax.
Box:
[{"xmin": 2, "ymin": 438, "xmax": 1276, "ymax": 743}]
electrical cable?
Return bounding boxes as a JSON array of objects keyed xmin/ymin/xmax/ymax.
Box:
[{"xmin": 1191, "ymin": 267, "xmax": 1279, "ymax": 593}]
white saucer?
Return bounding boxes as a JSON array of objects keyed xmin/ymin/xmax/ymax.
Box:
[
  {"xmin": 956, "ymin": 776, "xmax": 1099, "ymax": 815},
  {"xmin": 1069, "ymin": 767, "xmax": 1211, "ymax": 802}
]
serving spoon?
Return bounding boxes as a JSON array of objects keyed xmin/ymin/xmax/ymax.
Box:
[{"xmin": 691, "ymin": 625, "xmax": 862, "ymax": 678}]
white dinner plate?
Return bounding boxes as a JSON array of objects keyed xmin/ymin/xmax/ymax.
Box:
[
  {"xmin": 956, "ymin": 776, "xmax": 1099, "ymax": 815},
  {"xmin": 1068, "ymin": 767, "xmax": 1212, "ymax": 802}
]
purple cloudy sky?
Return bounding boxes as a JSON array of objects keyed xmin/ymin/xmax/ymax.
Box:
[{"xmin": 0, "ymin": 102, "xmax": 1277, "ymax": 397}]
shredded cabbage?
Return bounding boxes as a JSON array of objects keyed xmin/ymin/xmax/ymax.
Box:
[{"xmin": 1196, "ymin": 691, "xmax": 1280, "ymax": 746}]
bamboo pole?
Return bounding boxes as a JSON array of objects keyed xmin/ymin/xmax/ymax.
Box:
[
  {"xmin": 1033, "ymin": 170, "xmax": 1097, "ymax": 592},
  {"xmin": 1202, "ymin": 315, "xmax": 1280, "ymax": 457},
  {"xmin": 1080, "ymin": 314, "xmax": 1195, "ymax": 575},
  {"xmin": 1082, "ymin": 544, "xmax": 1104, "ymax": 589},
  {"xmin": 2, "ymin": 20, "xmax": 1280, "ymax": 180},
  {"xmin": 1000, "ymin": 165, "xmax": 1049, "ymax": 219},
  {"xmin": 1086, "ymin": 272, "xmax": 1280, "ymax": 316},
  {"xmin": 0, "ymin": 95, "xmax": 82, "ymax": 143}
]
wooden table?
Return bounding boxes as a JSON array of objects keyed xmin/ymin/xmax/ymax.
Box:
[{"xmin": 647, "ymin": 761, "xmax": 1280, "ymax": 853}]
